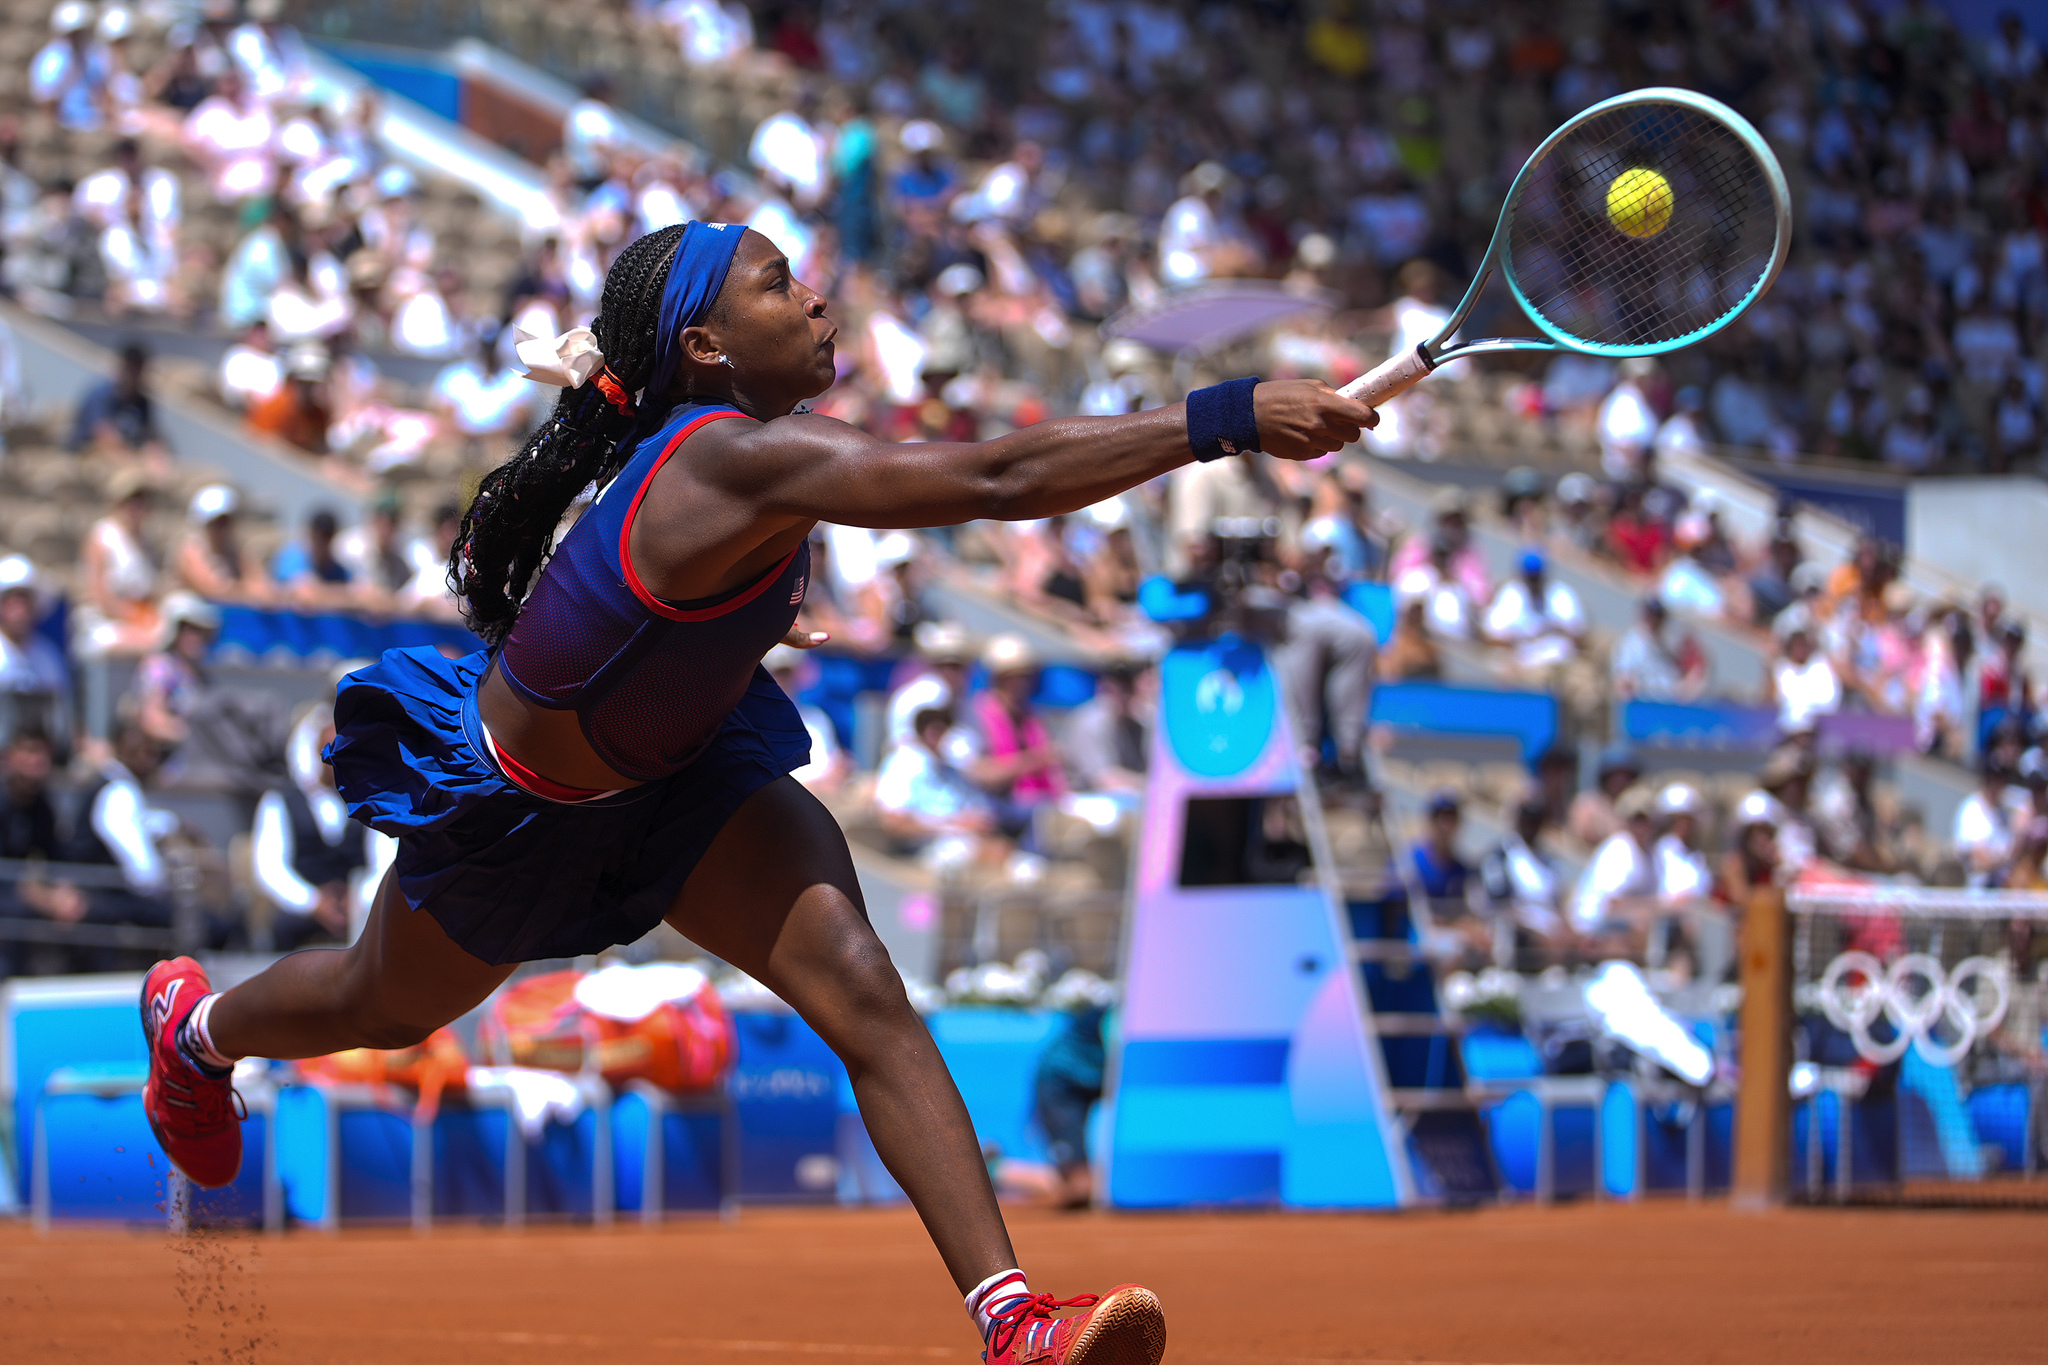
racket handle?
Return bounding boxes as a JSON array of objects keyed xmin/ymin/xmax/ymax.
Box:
[{"xmin": 1339, "ymin": 344, "xmax": 1435, "ymax": 408}]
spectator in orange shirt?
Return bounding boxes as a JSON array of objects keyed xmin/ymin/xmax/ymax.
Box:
[{"xmin": 247, "ymin": 343, "xmax": 330, "ymax": 454}]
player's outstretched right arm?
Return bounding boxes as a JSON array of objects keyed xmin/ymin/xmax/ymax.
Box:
[{"xmin": 694, "ymin": 378, "xmax": 1375, "ymax": 532}]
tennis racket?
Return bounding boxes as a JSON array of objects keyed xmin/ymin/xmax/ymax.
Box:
[{"xmin": 1338, "ymin": 87, "xmax": 1791, "ymax": 408}]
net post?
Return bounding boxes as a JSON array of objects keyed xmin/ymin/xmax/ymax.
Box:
[{"xmin": 1732, "ymin": 885, "xmax": 1791, "ymax": 1209}]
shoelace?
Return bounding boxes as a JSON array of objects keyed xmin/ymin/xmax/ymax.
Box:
[
  {"xmin": 987, "ymin": 1292, "xmax": 1101, "ymax": 1360},
  {"xmin": 159, "ymin": 1052, "xmax": 247, "ymax": 1131}
]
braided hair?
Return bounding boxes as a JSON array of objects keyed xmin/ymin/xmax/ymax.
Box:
[{"xmin": 450, "ymin": 224, "xmax": 688, "ymax": 645}]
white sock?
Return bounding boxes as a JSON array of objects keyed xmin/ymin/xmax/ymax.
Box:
[
  {"xmin": 179, "ymin": 993, "xmax": 241, "ymax": 1075},
  {"xmin": 966, "ymin": 1269, "xmax": 1034, "ymax": 1341}
]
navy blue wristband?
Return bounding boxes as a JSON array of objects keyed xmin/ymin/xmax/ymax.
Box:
[{"xmin": 1186, "ymin": 376, "xmax": 1262, "ymax": 462}]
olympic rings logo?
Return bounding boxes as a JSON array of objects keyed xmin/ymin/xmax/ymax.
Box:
[{"xmin": 1815, "ymin": 952, "xmax": 2011, "ymax": 1067}]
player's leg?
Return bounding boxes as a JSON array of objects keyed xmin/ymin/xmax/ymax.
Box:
[
  {"xmin": 208, "ymin": 872, "xmax": 514, "ymax": 1058},
  {"xmin": 666, "ymin": 775, "xmax": 1014, "ymax": 1290},
  {"xmin": 141, "ymin": 873, "xmax": 512, "ymax": 1188},
  {"xmin": 670, "ymin": 777, "xmax": 1165, "ymax": 1364}
]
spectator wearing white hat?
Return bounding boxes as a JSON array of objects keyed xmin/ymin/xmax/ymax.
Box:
[
  {"xmin": 1718, "ymin": 789, "xmax": 1784, "ymax": 909},
  {"xmin": 1653, "ymin": 784, "xmax": 1712, "ymax": 906},
  {"xmin": 887, "ymin": 620, "xmax": 981, "ymax": 758},
  {"xmin": 0, "ymin": 556, "xmax": 70, "ymax": 742},
  {"xmin": 891, "ymin": 120, "xmax": 956, "ymax": 232},
  {"xmin": 1158, "ymin": 161, "xmax": 1237, "ymax": 287},
  {"xmin": 31, "ymin": 2, "xmax": 112, "ymax": 133},
  {"xmin": 129, "ymin": 591, "xmax": 220, "ymax": 750},
  {"xmin": 172, "ymin": 483, "xmax": 272, "ymax": 604},
  {"xmin": 94, "ymin": 5, "xmax": 148, "ymax": 134},
  {"xmin": 247, "ymin": 342, "xmax": 332, "ymax": 454}
]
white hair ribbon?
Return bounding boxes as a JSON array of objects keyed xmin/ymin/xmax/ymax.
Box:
[{"xmin": 514, "ymin": 326, "xmax": 606, "ymax": 389}]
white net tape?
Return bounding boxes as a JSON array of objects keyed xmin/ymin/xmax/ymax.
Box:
[{"xmin": 1789, "ymin": 887, "xmax": 2048, "ymax": 919}]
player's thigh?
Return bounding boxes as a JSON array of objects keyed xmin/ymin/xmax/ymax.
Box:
[
  {"xmin": 343, "ymin": 869, "xmax": 515, "ymax": 1036},
  {"xmin": 666, "ymin": 777, "xmax": 903, "ymax": 1022}
]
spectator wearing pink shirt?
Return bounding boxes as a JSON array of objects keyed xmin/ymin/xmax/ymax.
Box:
[
  {"xmin": 1387, "ymin": 486, "xmax": 1492, "ymax": 607},
  {"xmin": 970, "ymin": 635, "xmax": 1065, "ymax": 845}
]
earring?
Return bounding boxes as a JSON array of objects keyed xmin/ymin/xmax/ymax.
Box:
[{"xmin": 719, "ymin": 355, "xmax": 735, "ymax": 368}]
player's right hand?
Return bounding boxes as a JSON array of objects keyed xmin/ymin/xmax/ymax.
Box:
[{"xmin": 1254, "ymin": 379, "xmax": 1378, "ymax": 461}]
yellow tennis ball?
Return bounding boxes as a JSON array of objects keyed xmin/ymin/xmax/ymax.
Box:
[{"xmin": 1607, "ymin": 168, "xmax": 1673, "ymax": 238}]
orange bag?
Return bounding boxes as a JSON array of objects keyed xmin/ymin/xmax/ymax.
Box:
[
  {"xmin": 295, "ymin": 1027, "xmax": 470, "ymax": 1119},
  {"xmin": 479, "ymin": 968, "xmax": 735, "ymax": 1093}
]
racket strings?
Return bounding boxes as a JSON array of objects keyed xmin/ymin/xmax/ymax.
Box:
[{"xmin": 1506, "ymin": 102, "xmax": 1777, "ymax": 349}]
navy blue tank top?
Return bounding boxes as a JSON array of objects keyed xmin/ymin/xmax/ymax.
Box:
[{"xmin": 497, "ymin": 402, "xmax": 810, "ymax": 782}]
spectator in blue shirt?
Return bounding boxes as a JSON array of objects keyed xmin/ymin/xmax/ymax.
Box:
[
  {"xmin": 69, "ymin": 341, "xmax": 168, "ymax": 463},
  {"xmin": 1411, "ymin": 791, "xmax": 1472, "ymax": 903},
  {"xmin": 1410, "ymin": 791, "xmax": 1495, "ymax": 963},
  {"xmin": 271, "ymin": 507, "xmax": 354, "ymax": 609},
  {"xmin": 891, "ymin": 119, "xmax": 955, "ymax": 229}
]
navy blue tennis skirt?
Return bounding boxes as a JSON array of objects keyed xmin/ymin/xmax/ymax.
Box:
[{"xmin": 325, "ymin": 647, "xmax": 811, "ymax": 964}]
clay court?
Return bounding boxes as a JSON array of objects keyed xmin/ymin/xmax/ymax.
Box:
[{"xmin": 4, "ymin": 1201, "xmax": 2042, "ymax": 1364}]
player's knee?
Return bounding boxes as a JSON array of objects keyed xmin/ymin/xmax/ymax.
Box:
[{"xmin": 820, "ymin": 930, "xmax": 912, "ymax": 1024}]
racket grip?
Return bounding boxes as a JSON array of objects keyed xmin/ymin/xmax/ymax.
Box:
[{"xmin": 1339, "ymin": 345, "xmax": 1435, "ymax": 408}]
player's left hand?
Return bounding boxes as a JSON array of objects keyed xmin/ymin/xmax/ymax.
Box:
[
  {"xmin": 782, "ymin": 627, "xmax": 830, "ymax": 649},
  {"xmin": 1255, "ymin": 379, "xmax": 1378, "ymax": 461}
]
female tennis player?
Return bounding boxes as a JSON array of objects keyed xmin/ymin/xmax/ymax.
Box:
[{"xmin": 140, "ymin": 221, "xmax": 1372, "ymax": 1364}]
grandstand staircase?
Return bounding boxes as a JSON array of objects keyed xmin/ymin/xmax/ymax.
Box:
[{"xmin": 1297, "ymin": 781, "xmax": 1502, "ymax": 1204}]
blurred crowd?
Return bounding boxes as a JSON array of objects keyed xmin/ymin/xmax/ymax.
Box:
[
  {"xmin": 2, "ymin": 0, "xmax": 2043, "ymax": 480},
  {"xmin": 634, "ymin": 0, "xmax": 2048, "ymax": 475},
  {"xmin": 3, "ymin": 0, "xmax": 2048, "ymax": 981}
]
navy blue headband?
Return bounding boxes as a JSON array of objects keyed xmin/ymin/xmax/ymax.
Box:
[{"xmin": 639, "ymin": 221, "xmax": 746, "ymax": 432}]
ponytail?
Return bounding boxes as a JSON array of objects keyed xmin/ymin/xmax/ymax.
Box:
[{"xmin": 450, "ymin": 225, "xmax": 687, "ymax": 645}]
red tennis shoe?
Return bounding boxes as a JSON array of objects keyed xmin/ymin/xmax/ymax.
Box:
[
  {"xmin": 140, "ymin": 957, "xmax": 243, "ymax": 1188},
  {"xmin": 984, "ymin": 1285, "xmax": 1165, "ymax": 1365}
]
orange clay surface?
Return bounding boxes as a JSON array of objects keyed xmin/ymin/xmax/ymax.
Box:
[{"xmin": 2, "ymin": 1200, "xmax": 2043, "ymax": 1364}]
